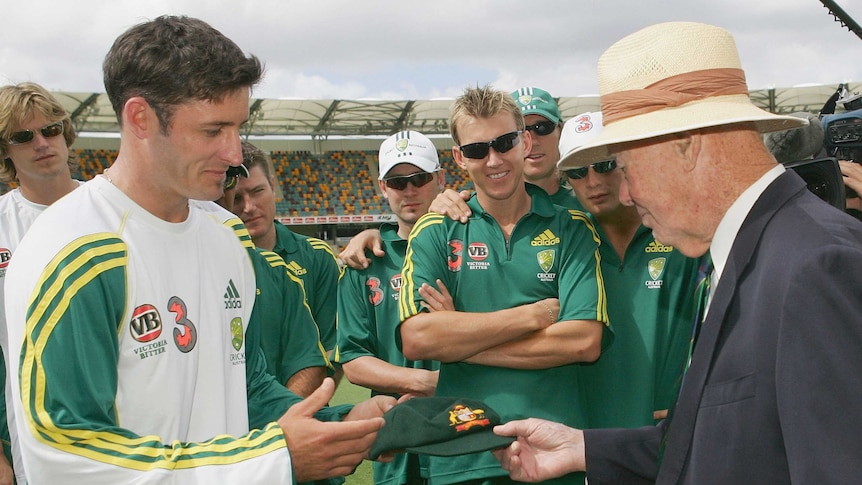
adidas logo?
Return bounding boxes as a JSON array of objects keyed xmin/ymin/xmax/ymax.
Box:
[
  {"xmin": 645, "ymin": 240, "xmax": 674, "ymax": 253},
  {"xmin": 286, "ymin": 261, "xmax": 307, "ymax": 276},
  {"xmin": 224, "ymin": 279, "xmax": 242, "ymax": 309},
  {"xmin": 531, "ymin": 229, "xmax": 560, "ymax": 247}
]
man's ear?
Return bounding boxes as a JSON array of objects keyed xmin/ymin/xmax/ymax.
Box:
[
  {"xmin": 123, "ymin": 96, "xmax": 155, "ymax": 139},
  {"xmin": 453, "ymin": 146, "xmax": 467, "ymax": 170},
  {"xmin": 521, "ymin": 130, "xmax": 534, "ymax": 157},
  {"xmin": 378, "ymin": 179, "xmax": 388, "ymax": 199},
  {"xmin": 675, "ymin": 132, "xmax": 699, "ymax": 173}
]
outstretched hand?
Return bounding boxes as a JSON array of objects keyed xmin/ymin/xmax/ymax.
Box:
[
  {"xmin": 491, "ymin": 418, "xmax": 586, "ymax": 482},
  {"xmin": 278, "ymin": 378, "xmax": 387, "ymax": 481}
]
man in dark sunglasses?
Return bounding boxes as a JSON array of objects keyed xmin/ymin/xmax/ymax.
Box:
[
  {"xmin": 336, "ymin": 130, "xmax": 442, "ymax": 485},
  {"xmin": 397, "ymin": 85, "xmax": 609, "ymax": 485},
  {"xmin": 0, "ymin": 81, "xmax": 83, "ymax": 485},
  {"xmin": 559, "ymin": 112, "xmax": 699, "ymax": 432},
  {"xmin": 512, "ymin": 86, "xmax": 583, "ymax": 210}
]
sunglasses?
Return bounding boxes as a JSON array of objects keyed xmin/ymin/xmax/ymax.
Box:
[
  {"xmin": 458, "ymin": 131, "xmax": 522, "ymax": 159},
  {"xmin": 7, "ymin": 121, "xmax": 65, "ymax": 145},
  {"xmin": 524, "ymin": 120, "xmax": 558, "ymax": 137},
  {"xmin": 564, "ymin": 159, "xmax": 618, "ymax": 180},
  {"xmin": 383, "ymin": 171, "xmax": 436, "ymax": 190},
  {"xmin": 224, "ymin": 165, "xmax": 247, "ymax": 190}
]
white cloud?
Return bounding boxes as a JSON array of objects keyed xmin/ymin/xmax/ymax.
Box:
[{"xmin": 3, "ymin": 0, "xmax": 861, "ymax": 99}]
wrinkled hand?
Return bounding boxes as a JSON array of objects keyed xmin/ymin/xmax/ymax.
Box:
[
  {"xmin": 419, "ymin": 279, "xmax": 455, "ymax": 312},
  {"xmin": 429, "ymin": 189, "xmax": 472, "ymax": 223},
  {"xmin": 278, "ymin": 378, "xmax": 388, "ymax": 481},
  {"xmin": 492, "ymin": 418, "xmax": 586, "ymax": 482},
  {"xmin": 338, "ymin": 229, "xmax": 384, "ymax": 270},
  {"xmin": 840, "ymin": 160, "xmax": 862, "ymax": 210}
]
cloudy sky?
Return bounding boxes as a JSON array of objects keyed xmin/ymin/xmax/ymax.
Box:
[{"xmin": 2, "ymin": 0, "xmax": 862, "ymax": 100}]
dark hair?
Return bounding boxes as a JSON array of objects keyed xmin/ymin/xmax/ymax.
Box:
[
  {"xmin": 103, "ymin": 15, "xmax": 263, "ymax": 133},
  {"xmin": 241, "ymin": 140, "xmax": 273, "ymax": 187}
]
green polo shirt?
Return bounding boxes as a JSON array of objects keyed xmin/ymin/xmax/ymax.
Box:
[
  {"xmin": 399, "ymin": 183, "xmax": 609, "ymax": 485},
  {"xmin": 273, "ymin": 221, "xmax": 340, "ymax": 351},
  {"xmin": 336, "ymin": 223, "xmax": 438, "ymax": 485},
  {"xmin": 251, "ymin": 249, "xmax": 329, "ymax": 386},
  {"xmin": 579, "ymin": 222, "xmax": 699, "ymax": 428},
  {"xmin": 549, "ymin": 179, "xmax": 585, "ymax": 211}
]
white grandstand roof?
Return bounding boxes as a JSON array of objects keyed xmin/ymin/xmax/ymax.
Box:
[{"xmin": 55, "ymin": 82, "xmax": 860, "ymax": 139}]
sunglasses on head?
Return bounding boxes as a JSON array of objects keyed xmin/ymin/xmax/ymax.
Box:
[
  {"xmin": 224, "ymin": 165, "xmax": 247, "ymax": 190},
  {"xmin": 383, "ymin": 171, "xmax": 436, "ymax": 190},
  {"xmin": 524, "ymin": 120, "xmax": 558, "ymax": 137},
  {"xmin": 564, "ymin": 159, "xmax": 618, "ymax": 180},
  {"xmin": 458, "ymin": 130, "xmax": 522, "ymax": 159},
  {"xmin": 7, "ymin": 121, "xmax": 64, "ymax": 145}
]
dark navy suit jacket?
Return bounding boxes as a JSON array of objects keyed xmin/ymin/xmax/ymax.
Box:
[{"xmin": 584, "ymin": 171, "xmax": 862, "ymax": 484}]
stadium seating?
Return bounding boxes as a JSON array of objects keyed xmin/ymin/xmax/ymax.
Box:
[{"xmin": 0, "ymin": 148, "xmax": 470, "ymax": 217}]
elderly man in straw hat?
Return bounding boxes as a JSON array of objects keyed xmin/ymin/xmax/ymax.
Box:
[{"xmin": 492, "ymin": 21, "xmax": 862, "ymax": 484}]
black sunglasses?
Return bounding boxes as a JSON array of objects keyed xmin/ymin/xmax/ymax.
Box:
[
  {"xmin": 383, "ymin": 171, "xmax": 436, "ymax": 190},
  {"xmin": 564, "ymin": 159, "xmax": 618, "ymax": 180},
  {"xmin": 224, "ymin": 165, "xmax": 247, "ymax": 190},
  {"xmin": 524, "ymin": 120, "xmax": 558, "ymax": 137},
  {"xmin": 458, "ymin": 131, "xmax": 522, "ymax": 159},
  {"xmin": 7, "ymin": 121, "xmax": 64, "ymax": 145}
]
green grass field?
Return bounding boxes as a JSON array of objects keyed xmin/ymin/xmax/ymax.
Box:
[{"xmin": 331, "ymin": 380, "xmax": 375, "ymax": 485}]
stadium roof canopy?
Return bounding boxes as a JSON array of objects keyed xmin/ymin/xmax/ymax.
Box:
[{"xmin": 56, "ymin": 82, "xmax": 860, "ymax": 139}]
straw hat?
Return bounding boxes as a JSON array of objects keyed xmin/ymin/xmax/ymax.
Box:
[{"xmin": 559, "ymin": 21, "xmax": 808, "ymax": 168}]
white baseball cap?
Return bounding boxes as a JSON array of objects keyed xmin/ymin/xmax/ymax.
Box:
[
  {"xmin": 558, "ymin": 112, "xmax": 605, "ymax": 168},
  {"xmin": 379, "ymin": 130, "xmax": 440, "ymax": 179}
]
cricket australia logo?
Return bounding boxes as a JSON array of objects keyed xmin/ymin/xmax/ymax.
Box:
[
  {"xmin": 230, "ymin": 317, "xmax": 244, "ymax": 351},
  {"xmin": 537, "ymin": 249, "xmax": 557, "ymax": 282},
  {"xmin": 224, "ymin": 279, "xmax": 242, "ymax": 309},
  {"xmin": 229, "ymin": 317, "xmax": 246, "ymax": 366},
  {"xmin": 646, "ymin": 257, "xmax": 666, "ymax": 289}
]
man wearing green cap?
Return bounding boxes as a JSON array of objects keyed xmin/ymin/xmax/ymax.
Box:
[{"xmin": 511, "ymin": 87, "xmax": 582, "ymax": 210}]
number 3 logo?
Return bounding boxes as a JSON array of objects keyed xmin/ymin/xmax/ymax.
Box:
[{"xmin": 168, "ymin": 296, "xmax": 198, "ymax": 353}]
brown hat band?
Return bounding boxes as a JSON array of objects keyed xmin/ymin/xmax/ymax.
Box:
[{"xmin": 601, "ymin": 68, "xmax": 749, "ymax": 124}]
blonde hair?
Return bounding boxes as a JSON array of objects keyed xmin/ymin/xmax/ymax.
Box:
[
  {"xmin": 0, "ymin": 82, "xmax": 77, "ymax": 183},
  {"xmin": 449, "ymin": 84, "xmax": 524, "ymax": 146}
]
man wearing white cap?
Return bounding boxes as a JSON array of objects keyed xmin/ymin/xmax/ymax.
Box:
[
  {"xmin": 493, "ymin": 21, "xmax": 862, "ymax": 484},
  {"xmin": 335, "ymin": 130, "xmax": 442, "ymax": 485},
  {"xmin": 558, "ymin": 112, "xmax": 700, "ymax": 429}
]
